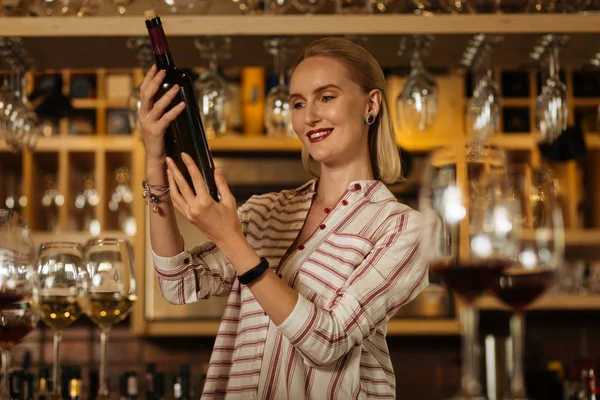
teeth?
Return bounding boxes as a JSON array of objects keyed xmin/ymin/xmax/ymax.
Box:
[{"xmin": 309, "ymin": 129, "xmax": 332, "ymax": 139}]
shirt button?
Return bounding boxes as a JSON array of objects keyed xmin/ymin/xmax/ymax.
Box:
[
  {"xmin": 342, "ymin": 199, "xmax": 348, "ymax": 206},
  {"xmin": 298, "ymin": 244, "xmax": 305, "ymax": 250},
  {"xmin": 183, "ymin": 258, "xmax": 190, "ymax": 264},
  {"xmin": 354, "ymin": 183, "xmax": 362, "ymax": 190},
  {"xmin": 277, "ymin": 273, "xmax": 283, "ymax": 278},
  {"xmin": 319, "ymin": 224, "xmax": 326, "ymax": 230}
]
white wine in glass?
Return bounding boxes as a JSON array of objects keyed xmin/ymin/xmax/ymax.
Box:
[
  {"xmin": 37, "ymin": 241, "xmax": 84, "ymax": 400},
  {"xmin": 80, "ymin": 238, "xmax": 137, "ymax": 400}
]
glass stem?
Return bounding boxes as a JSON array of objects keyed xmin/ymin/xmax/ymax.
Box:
[
  {"xmin": 1, "ymin": 350, "xmax": 10, "ymax": 399},
  {"xmin": 509, "ymin": 312, "xmax": 527, "ymax": 398},
  {"xmin": 52, "ymin": 330, "xmax": 62, "ymax": 397},
  {"xmin": 460, "ymin": 304, "xmax": 483, "ymax": 396},
  {"xmin": 98, "ymin": 328, "xmax": 110, "ymax": 398}
]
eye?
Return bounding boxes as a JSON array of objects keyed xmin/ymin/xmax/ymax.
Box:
[
  {"xmin": 293, "ymin": 101, "xmax": 305, "ymax": 109},
  {"xmin": 321, "ymin": 95, "xmax": 335, "ymax": 102}
]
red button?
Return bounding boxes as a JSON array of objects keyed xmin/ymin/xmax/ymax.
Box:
[
  {"xmin": 354, "ymin": 183, "xmax": 362, "ymax": 190},
  {"xmin": 319, "ymin": 224, "xmax": 326, "ymax": 230},
  {"xmin": 342, "ymin": 199, "xmax": 348, "ymax": 206},
  {"xmin": 277, "ymin": 273, "xmax": 283, "ymax": 278},
  {"xmin": 298, "ymin": 244, "xmax": 305, "ymax": 250}
]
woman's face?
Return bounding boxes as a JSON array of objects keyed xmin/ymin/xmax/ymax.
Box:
[{"xmin": 289, "ymin": 56, "xmax": 377, "ymax": 169}]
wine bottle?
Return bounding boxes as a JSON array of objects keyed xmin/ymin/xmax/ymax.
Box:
[{"xmin": 144, "ymin": 9, "xmax": 220, "ymax": 201}]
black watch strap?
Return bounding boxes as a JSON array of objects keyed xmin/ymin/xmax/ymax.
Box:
[{"xmin": 238, "ymin": 257, "xmax": 270, "ymax": 285}]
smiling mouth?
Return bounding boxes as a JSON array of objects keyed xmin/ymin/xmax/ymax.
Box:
[{"xmin": 307, "ymin": 129, "xmax": 333, "ymax": 143}]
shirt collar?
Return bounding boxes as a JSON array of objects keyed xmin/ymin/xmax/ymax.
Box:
[{"xmin": 293, "ymin": 179, "xmax": 395, "ymax": 203}]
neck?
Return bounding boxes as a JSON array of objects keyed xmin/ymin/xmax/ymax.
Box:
[
  {"xmin": 316, "ymin": 161, "xmax": 374, "ymax": 205},
  {"xmin": 155, "ymin": 52, "xmax": 175, "ymax": 70}
]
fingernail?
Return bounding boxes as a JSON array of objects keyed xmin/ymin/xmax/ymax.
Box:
[
  {"xmin": 178, "ymin": 102, "xmax": 185, "ymax": 108},
  {"xmin": 171, "ymin": 84, "xmax": 179, "ymax": 91},
  {"xmin": 165, "ymin": 157, "xmax": 172, "ymax": 164}
]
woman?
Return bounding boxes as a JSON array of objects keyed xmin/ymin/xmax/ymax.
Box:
[{"xmin": 139, "ymin": 37, "xmax": 428, "ymax": 399}]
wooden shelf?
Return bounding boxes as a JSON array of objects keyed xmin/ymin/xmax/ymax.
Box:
[
  {"xmin": 387, "ymin": 318, "xmax": 460, "ymax": 336},
  {"xmin": 5, "ymin": 14, "xmax": 600, "ymax": 37},
  {"xmin": 210, "ymin": 135, "xmax": 302, "ymax": 152},
  {"xmin": 564, "ymin": 228, "xmax": 600, "ymax": 261},
  {"xmin": 2, "ymin": 132, "xmax": 598, "ymax": 154},
  {"xmin": 31, "ymin": 230, "xmax": 130, "ymax": 246},
  {"xmin": 141, "ymin": 318, "xmax": 460, "ymax": 336},
  {"xmin": 0, "ymin": 135, "xmax": 137, "ymax": 152},
  {"xmin": 476, "ymin": 294, "xmax": 600, "ymax": 311}
]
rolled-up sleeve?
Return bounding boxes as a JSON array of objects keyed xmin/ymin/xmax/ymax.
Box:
[
  {"xmin": 153, "ymin": 203, "xmax": 249, "ymax": 305},
  {"xmin": 277, "ymin": 210, "xmax": 429, "ymax": 367}
]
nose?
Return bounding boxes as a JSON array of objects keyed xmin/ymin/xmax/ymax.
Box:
[{"xmin": 304, "ymin": 102, "xmax": 321, "ymax": 126}]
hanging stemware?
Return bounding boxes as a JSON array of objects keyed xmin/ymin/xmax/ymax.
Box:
[
  {"xmin": 126, "ymin": 37, "xmax": 154, "ymax": 137},
  {"xmin": 396, "ymin": 35, "xmax": 438, "ymax": 134},
  {"xmin": 264, "ymin": 37, "xmax": 297, "ymax": 138},
  {"xmin": 193, "ymin": 36, "xmax": 232, "ymax": 139},
  {"xmin": 534, "ymin": 34, "xmax": 568, "ymax": 144}
]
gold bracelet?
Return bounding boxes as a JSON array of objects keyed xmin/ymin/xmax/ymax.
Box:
[{"xmin": 142, "ymin": 179, "xmax": 170, "ymax": 213}]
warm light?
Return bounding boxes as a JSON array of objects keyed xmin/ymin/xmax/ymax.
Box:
[
  {"xmin": 519, "ymin": 249, "xmax": 537, "ymax": 269},
  {"xmin": 471, "ymin": 234, "xmax": 492, "ymax": 257},
  {"xmin": 442, "ymin": 186, "xmax": 466, "ymax": 223}
]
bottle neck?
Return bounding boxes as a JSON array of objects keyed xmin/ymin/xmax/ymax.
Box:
[
  {"xmin": 155, "ymin": 53, "xmax": 174, "ymax": 70},
  {"xmin": 146, "ymin": 19, "xmax": 175, "ymax": 70}
]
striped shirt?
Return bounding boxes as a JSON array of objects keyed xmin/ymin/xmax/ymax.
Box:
[{"xmin": 152, "ymin": 179, "xmax": 429, "ymax": 399}]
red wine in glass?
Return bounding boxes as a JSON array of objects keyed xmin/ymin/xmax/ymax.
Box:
[
  {"xmin": 430, "ymin": 259, "xmax": 511, "ymax": 303},
  {"xmin": 0, "ymin": 292, "xmax": 26, "ymax": 307},
  {"xmin": 0, "ymin": 320, "xmax": 35, "ymax": 350},
  {"xmin": 491, "ymin": 268, "xmax": 556, "ymax": 313}
]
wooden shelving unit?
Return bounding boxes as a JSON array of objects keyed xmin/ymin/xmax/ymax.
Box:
[
  {"xmin": 139, "ymin": 318, "xmax": 461, "ymax": 336},
  {"xmin": 1, "ymin": 13, "xmax": 599, "ymax": 337},
  {"xmin": 476, "ymin": 294, "xmax": 600, "ymax": 311},
  {"xmin": 4, "ymin": 14, "xmax": 600, "ymax": 37}
]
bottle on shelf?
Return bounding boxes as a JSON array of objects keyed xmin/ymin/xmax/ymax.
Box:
[
  {"xmin": 88, "ymin": 369, "xmax": 99, "ymax": 400},
  {"xmin": 68, "ymin": 367, "xmax": 81, "ymax": 400},
  {"xmin": 126, "ymin": 372, "xmax": 138, "ymax": 400},
  {"xmin": 36, "ymin": 365, "xmax": 49, "ymax": 400},
  {"xmin": 172, "ymin": 365, "xmax": 190, "ymax": 400},
  {"xmin": 580, "ymin": 363, "xmax": 597, "ymax": 400},
  {"xmin": 144, "ymin": 8, "xmax": 219, "ymax": 201},
  {"xmin": 144, "ymin": 363, "xmax": 156, "ymax": 400}
]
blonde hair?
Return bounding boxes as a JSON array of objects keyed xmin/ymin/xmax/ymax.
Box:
[{"xmin": 290, "ymin": 37, "xmax": 402, "ymax": 184}]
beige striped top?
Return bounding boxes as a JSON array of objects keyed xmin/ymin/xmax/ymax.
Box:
[{"xmin": 153, "ymin": 179, "xmax": 429, "ymax": 399}]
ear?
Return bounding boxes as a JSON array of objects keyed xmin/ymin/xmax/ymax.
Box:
[{"xmin": 365, "ymin": 89, "xmax": 382, "ymax": 119}]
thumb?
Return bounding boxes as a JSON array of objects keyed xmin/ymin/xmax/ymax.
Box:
[{"xmin": 214, "ymin": 167, "xmax": 235, "ymax": 207}]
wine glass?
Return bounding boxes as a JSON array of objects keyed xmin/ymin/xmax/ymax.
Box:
[
  {"xmin": 193, "ymin": 37, "xmax": 232, "ymax": 139},
  {"xmin": 490, "ymin": 164, "xmax": 564, "ymax": 400},
  {"xmin": 292, "ymin": 0, "xmax": 325, "ymax": 14},
  {"xmin": 37, "ymin": 241, "xmax": 84, "ymax": 400},
  {"xmin": 535, "ymin": 36, "xmax": 568, "ymax": 144},
  {"xmin": 80, "ymin": 238, "xmax": 137, "ymax": 400},
  {"xmin": 0, "ymin": 209, "xmax": 38, "ymax": 400},
  {"xmin": 264, "ymin": 37, "xmax": 296, "ymax": 138},
  {"xmin": 396, "ymin": 35, "xmax": 438, "ymax": 134},
  {"xmin": 419, "ymin": 142, "xmax": 517, "ymax": 400}
]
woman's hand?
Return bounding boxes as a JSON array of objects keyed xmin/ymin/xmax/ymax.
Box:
[
  {"xmin": 166, "ymin": 153, "xmax": 242, "ymax": 246},
  {"xmin": 138, "ymin": 64, "xmax": 186, "ymax": 168}
]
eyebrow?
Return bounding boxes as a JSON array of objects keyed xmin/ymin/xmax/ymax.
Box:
[{"xmin": 289, "ymin": 83, "xmax": 342, "ymax": 99}]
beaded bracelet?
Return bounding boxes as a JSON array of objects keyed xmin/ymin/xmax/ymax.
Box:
[{"xmin": 142, "ymin": 179, "xmax": 170, "ymax": 213}]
